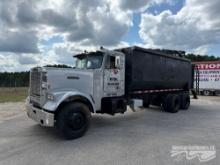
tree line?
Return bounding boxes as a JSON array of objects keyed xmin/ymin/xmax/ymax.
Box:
[
  {"xmin": 0, "ymin": 72, "xmax": 29, "ymax": 87},
  {"xmin": 0, "ymin": 64, "xmax": 71, "ymax": 87},
  {"xmin": 185, "ymin": 54, "xmax": 220, "ymax": 62},
  {"xmin": 0, "ymin": 53, "xmax": 220, "ymax": 87}
]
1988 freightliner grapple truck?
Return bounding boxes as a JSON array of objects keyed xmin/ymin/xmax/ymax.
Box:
[{"xmin": 26, "ymin": 46, "xmax": 194, "ymax": 139}]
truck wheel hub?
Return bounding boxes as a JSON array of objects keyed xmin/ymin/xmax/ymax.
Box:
[{"xmin": 68, "ymin": 113, "xmax": 85, "ymax": 130}]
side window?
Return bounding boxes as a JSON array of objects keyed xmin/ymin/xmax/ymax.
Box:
[{"xmin": 105, "ymin": 56, "xmax": 116, "ymax": 69}]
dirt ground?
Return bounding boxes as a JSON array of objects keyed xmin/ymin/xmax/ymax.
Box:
[
  {"xmin": 0, "ymin": 102, "xmax": 25, "ymax": 122},
  {"xmin": 199, "ymin": 95, "xmax": 220, "ymax": 102}
]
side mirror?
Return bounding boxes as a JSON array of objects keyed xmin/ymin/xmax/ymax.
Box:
[{"xmin": 115, "ymin": 56, "xmax": 120, "ymax": 69}]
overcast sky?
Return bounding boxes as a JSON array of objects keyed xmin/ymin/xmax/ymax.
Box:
[{"xmin": 0, "ymin": 0, "xmax": 220, "ymax": 71}]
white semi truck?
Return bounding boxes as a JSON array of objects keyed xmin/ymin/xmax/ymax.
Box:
[
  {"xmin": 193, "ymin": 61, "xmax": 220, "ymax": 96},
  {"xmin": 26, "ymin": 46, "xmax": 194, "ymax": 139}
]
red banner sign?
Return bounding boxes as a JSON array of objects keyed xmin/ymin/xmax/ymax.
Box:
[{"xmin": 194, "ymin": 61, "xmax": 220, "ymax": 70}]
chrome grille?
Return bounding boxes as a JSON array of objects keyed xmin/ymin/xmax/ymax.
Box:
[
  {"xmin": 30, "ymin": 68, "xmax": 41, "ymax": 95},
  {"xmin": 30, "ymin": 67, "xmax": 42, "ymax": 106}
]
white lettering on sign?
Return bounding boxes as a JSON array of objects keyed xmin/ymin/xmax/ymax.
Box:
[{"xmin": 196, "ymin": 63, "xmax": 220, "ymax": 70}]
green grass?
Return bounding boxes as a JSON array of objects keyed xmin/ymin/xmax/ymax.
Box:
[{"xmin": 0, "ymin": 87, "xmax": 28, "ymax": 103}]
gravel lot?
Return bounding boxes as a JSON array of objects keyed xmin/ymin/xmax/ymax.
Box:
[
  {"xmin": 0, "ymin": 102, "xmax": 25, "ymax": 123},
  {"xmin": 0, "ymin": 96, "xmax": 220, "ymax": 165}
]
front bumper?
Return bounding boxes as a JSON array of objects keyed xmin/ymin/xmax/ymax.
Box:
[{"xmin": 26, "ymin": 103, "xmax": 54, "ymax": 127}]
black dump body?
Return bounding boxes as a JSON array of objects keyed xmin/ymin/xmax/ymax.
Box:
[{"xmin": 116, "ymin": 46, "xmax": 193, "ymax": 96}]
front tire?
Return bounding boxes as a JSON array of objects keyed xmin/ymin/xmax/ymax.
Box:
[{"xmin": 56, "ymin": 102, "xmax": 91, "ymax": 140}]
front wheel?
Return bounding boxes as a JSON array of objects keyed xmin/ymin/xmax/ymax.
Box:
[{"xmin": 56, "ymin": 102, "xmax": 91, "ymax": 140}]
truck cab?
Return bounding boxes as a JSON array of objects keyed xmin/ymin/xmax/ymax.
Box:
[{"xmin": 26, "ymin": 48, "xmax": 126, "ymax": 139}]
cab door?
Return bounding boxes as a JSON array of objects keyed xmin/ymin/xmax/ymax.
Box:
[{"xmin": 103, "ymin": 54, "xmax": 125, "ymax": 97}]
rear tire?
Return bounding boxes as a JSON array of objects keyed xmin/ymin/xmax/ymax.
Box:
[
  {"xmin": 180, "ymin": 93, "xmax": 190, "ymax": 110},
  {"xmin": 56, "ymin": 102, "xmax": 91, "ymax": 140},
  {"xmin": 163, "ymin": 94, "xmax": 180, "ymax": 113}
]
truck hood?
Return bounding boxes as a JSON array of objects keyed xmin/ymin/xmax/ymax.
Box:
[{"xmin": 45, "ymin": 67, "xmax": 94, "ymax": 95}]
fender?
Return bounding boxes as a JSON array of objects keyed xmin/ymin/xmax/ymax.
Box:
[{"xmin": 43, "ymin": 90, "xmax": 95, "ymax": 113}]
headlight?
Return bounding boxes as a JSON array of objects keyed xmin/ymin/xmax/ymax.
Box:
[
  {"xmin": 47, "ymin": 94, "xmax": 55, "ymax": 101},
  {"xmin": 42, "ymin": 83, "xmax": 48, "ymax": 89}
]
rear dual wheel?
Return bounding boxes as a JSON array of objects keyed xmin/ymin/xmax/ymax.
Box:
[
  {"xmin": 163, "ymin": 93, "xmax": 190, "ymax": 113},
  {"xmin": 180, "ymin": 93, "xmax": 190, "ymax": 110},
  {"xmin": 163, "ymin": 94, "xmax": 180, "ymax": 113}
]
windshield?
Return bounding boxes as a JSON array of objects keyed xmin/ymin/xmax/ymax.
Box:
[{"xmin": 75, "ymin": 51, "xmax": 104, "ymax": 69}]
